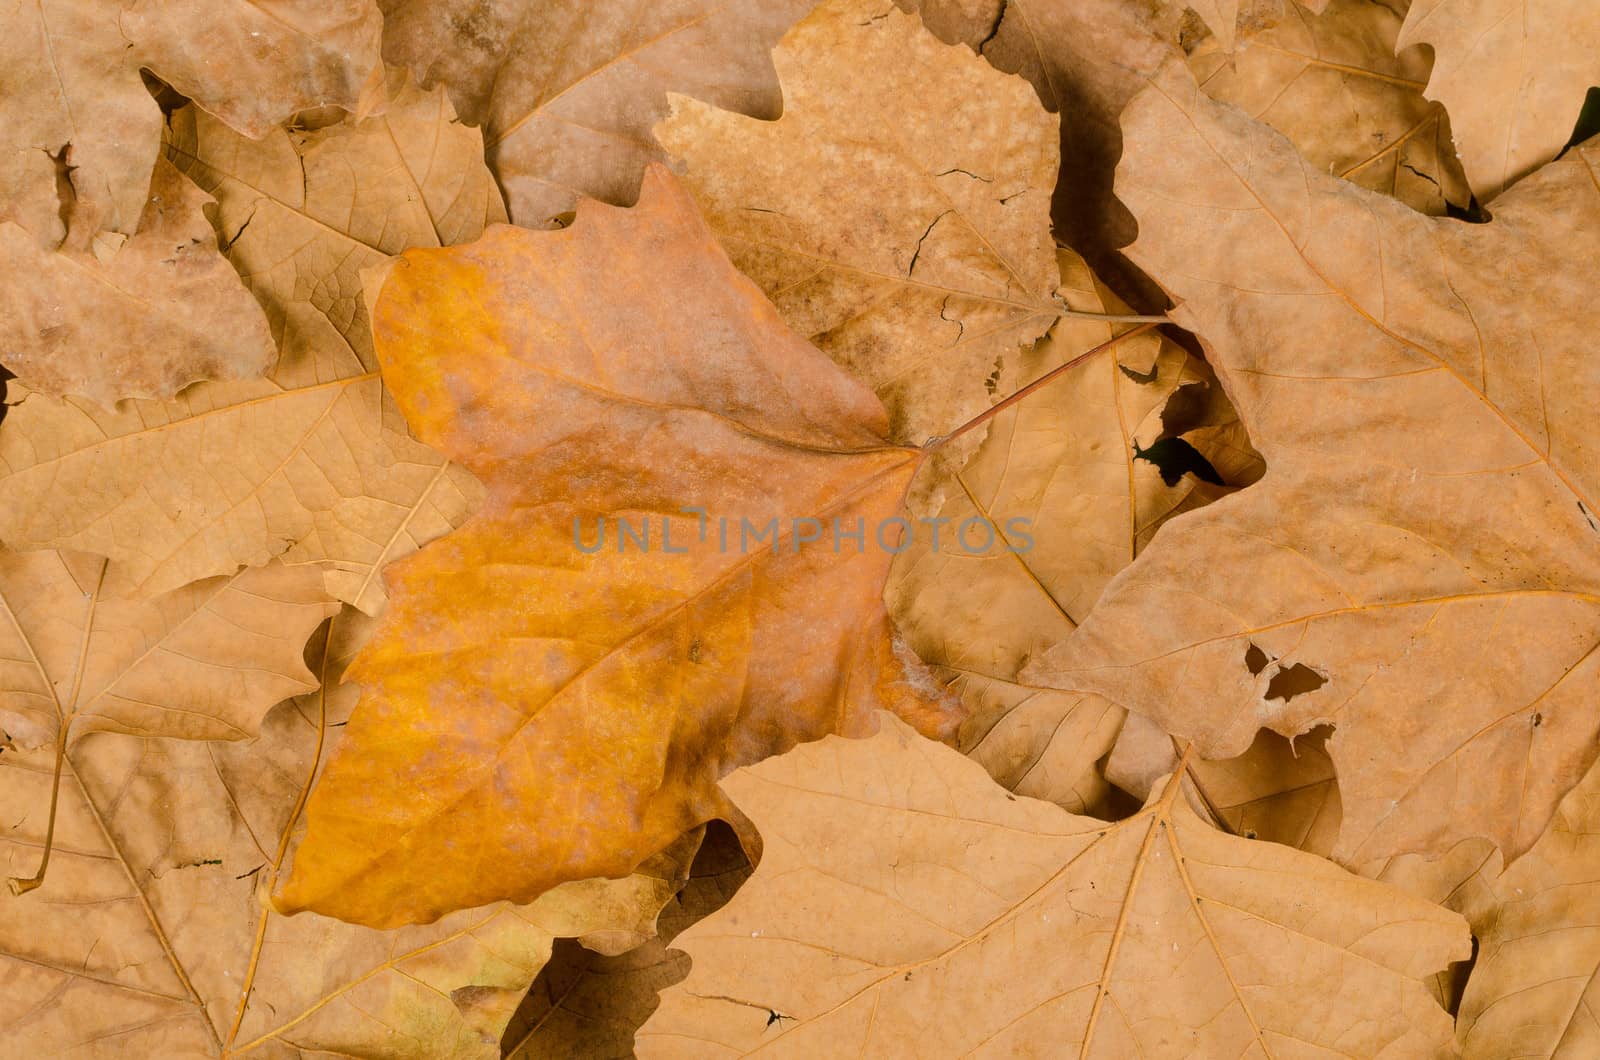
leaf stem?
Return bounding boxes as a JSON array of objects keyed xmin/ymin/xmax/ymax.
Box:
[
  {"xmin": 8, "ymin": 736, "xmax": 65, "ymax": 894},
  {"xmin": 9, "ymin": 557, "xmax": 107, "ymax": 895},
  {"xmin": 1058, "ymin": 308, "xmax": 1172, "ymax": 324},
  {"xmin": 922, "ymin": 321, "xmax": 1160, "ymax": 452}
]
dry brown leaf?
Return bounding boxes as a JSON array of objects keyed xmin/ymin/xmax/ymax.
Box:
[
  {"xmin": 1360, "ymin": 836, "xmax": 1499, "ymax": 1015},
  {"xmin": 501, "ymin": 823, "xmax": 753, "ymax": 1059},
  {"xmin": 952, "ymin": 674, "xmax": 1126, "ymax": 814},
  {"xmin": 1453, "ymin": 754, "xmax": 1600, "ymax": 1056},
  {"xmin": 895, "ymin": 0, "xmax": 1182, "ymax": 299},
  {"xmin": 0, "ymin": 77, "xmax": 493, "ymax": 608},
  {"xmin": 0, "ymin": 157, "xmax": 275, "ymax": 405},
  {"xmin": 888, "ymin": 252, "xmax": 1251, "ymax": 682},
  {"xmin": 273, "ymin": 166, "xmax": 959, "ymax": 929},
  {"xmin": 878, "ymin": 247, "xmax": 1255, "ymax": 816},
  {"xmin": 657, "ymin": 0, "xmax": 1061, "ymax": 446},
  {"xmin": 0, "ymin": 553, "xmax": 333, "ymax": 753},
  {"xmin": 0, "ymin": 612, "xmax": 696, "ymax": 1058},
  {"xmin": 895, "ymin": 0, "xmax": 1347, "ymax": 301},
  {"xmin": 1030, "ymin": 58, "xmax": 1600, "ymax": 871},
  {"xmin": 1030, "ymin": 61, "xmax": 1600, "ymax": 867},
  {"xmin": 3, "ymin": 0, "xmax": 382, "ymax": 241},
  {"xmin": 1191, "ymin": 0, "xmax": 1470, "ymax": 215},
  {"xmin": 1398, "ymin": 0, "xmax": 1600, "ymax": 201},
  {"xmin": 1108, "ymin": 714, "xmax": 1495, "ymax": 1013},
  {"xmin": 1107, "ymin": 713, "xmax": 1341, "ymax": 855},
  {"xmin": 379, "ymin": 0, "xmax": 814, "ymax": 227},
  {"xmin": 0, "ymin": 551, "xmax": 334, "ymax": 897},
  {"xmin": 640, "ymin": 712, "xmax": 1468, "ymax": 1057},
  {"xmin": 165, "ymin": 70, "xmax": 508, "ymax": 383}
]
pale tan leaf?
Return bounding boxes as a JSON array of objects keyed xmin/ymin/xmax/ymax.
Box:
[
  {"xmin": 379, "ymin": 0, "xmax": 814, "ymax": 227},
  {"xmin": 0, "ymin": 554, "xmax": 334, "ymax": 749},
  {"xmin": 0, "ymin": 77, "xmax": 493, "ymax": 607},
  {"xmin": 1030, "ymin": 61, "xmax": 1600, "ymax": 867},
  {"xmin": 501, "ymin": 824, "xmax": 753, "ymax": 1060},
  {"xmin": 951, "ymin": 672, "xmax": 1125, "ymax": 814},
  {"xmin": 888, "ymin": 256, "xmax": 1242, "ymax": 680},
  {"xmin": 1398, "ymin": 0, "xmax": 1600, "ymax": 201},
  {"xmin": 881, "ymin": 248, "xmax": 1253, "ymax": 812},
  {"xmin": 658, "ymin": 0, "xmax": 1060, "ymax": 446},
  {"xmin": 0, "ymin": 157, "xmax": 275, "ymax": 405},
  {"xmin": 1192, "ymin": 0, "xmax": 1470, "ymax": 215},
  {"xmin": 1455, "ymin": 755, "xmax": 1600, "ymax": 1057},
  {"xmin": 2, "ymin": 0, "xmax": 381, "ymax": 240},
  {"xmin": 640, "ymin": 713, "xmax": 1468, "ymax": 1057},
  {"xmin": 164, "ymin": 70, "xmax": 508, "ymax": 382}
]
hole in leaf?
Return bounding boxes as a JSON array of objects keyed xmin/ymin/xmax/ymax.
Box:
[
  {"xmin": 139, "ymin": 68, "xmax": 189, "ymax": 117},
  {"xmin": 1158, "ymin": 381, "xmax": 1211, "ymax": 436},
  {"xmin": 1118, "ymin": 360, "xmax": 1157, "ymax": 384},
  {"xmin": 1133, "ymin": 437, "xmax": 1225, "ymax": 487},
  {"xmin": 1563, "ymin": 86, "xmax": 1600, "ymax": 153},
  {"xmin": 1445, "ymin": 196, "xmax": 1492, "ymax": 224},
  {"xmin": 1265, "ymin": 663, "xmax": 1327, "ymax": 702},
  {"xmin": 1244, "ymin": 643, "xmax": 1271, "ymax": 676}
]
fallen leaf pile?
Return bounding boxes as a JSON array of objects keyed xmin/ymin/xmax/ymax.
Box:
[{"xmin": 1, "ymin": 0, "xmax": 1595, "ymax": 1056}]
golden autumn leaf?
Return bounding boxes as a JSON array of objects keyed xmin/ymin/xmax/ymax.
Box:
[
  {"xmin": 640, "ymin": 713, "xmax": 1469, "ymax": 1057},
  {"xmin": 1398, "ymin": 0, "xmax": 1600, "ymax": 201},
  {"xmin": 0, "ymin": 612, "xmax": 697, "ymax": 1059},
  {"xmin": 0, "ymin": 76, "xmax": 491, "ymax": 608},
  {"xmin": 1190, "ymin": 0, "xmax": 1470, "ymax": 215},
  {"xmin": 1028, "ymin": 62, "xmax": 1600, "ymax": 867},
  {"xmin": 379, "ymin": 0, "xmax": 814, "ymax": 227},
  {"xmin": 2, "ymin": 0, "xmax": 382, "ymax": 242},
  {"xmin": 658, "ymin": 0, "xmax": 1063, "ymax": 446},
  {"xmin": 0, "ymin": 157, "xmax": 275, "ymax": 405},
  {"xmin": 272, "ymin": 166, "xmax": 962, "ymax": 929}
]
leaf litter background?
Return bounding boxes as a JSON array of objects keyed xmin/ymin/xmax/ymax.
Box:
[{"xmin": 1, "ymin": 0, "xmax": 1597, "ymax": 1056}]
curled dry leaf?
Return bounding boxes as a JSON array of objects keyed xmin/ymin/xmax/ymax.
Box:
[
  {"xmin": 0, "ymin": 76, "xmax": 492, "ymax": 608},
  {"xmin": 1191, "ymin": 0, "xmax": 1470, "ymax": 215},
  {"xmin": 0, "ymin": 612, "xmax": 696, "ymax": 1058},
  {"xmin": 2, "ymin": 0, "xmax": 381, "ymax": 241},
  {"xmin": 1455, "ymin": 753, "xmax": 1600, "ymax": 1057},
  {"xmin": 657, "ymin": 0, "xmax": 1061, "ymax": 447},
  {"xmin": 273, "ymin": 167, "xmax": 961, "ymax": 929},
  {"xmin": 0, "ymin": 157, "xmax": 275, "ymax": 405},
  {"xmin": 379, "ymin": 0, "xmax": 814, "ymax": 227},
  {"xmin": 1028, "ymin": 62, "xmax": 1600, "ymax": 867},
  {"xmin": 1398, "ymin": 0, "xmax": 1600, "ymax": 201},
  {"xmin": 639, "ymin": 713, "xmax": 1469, "ymax": 1057}
]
